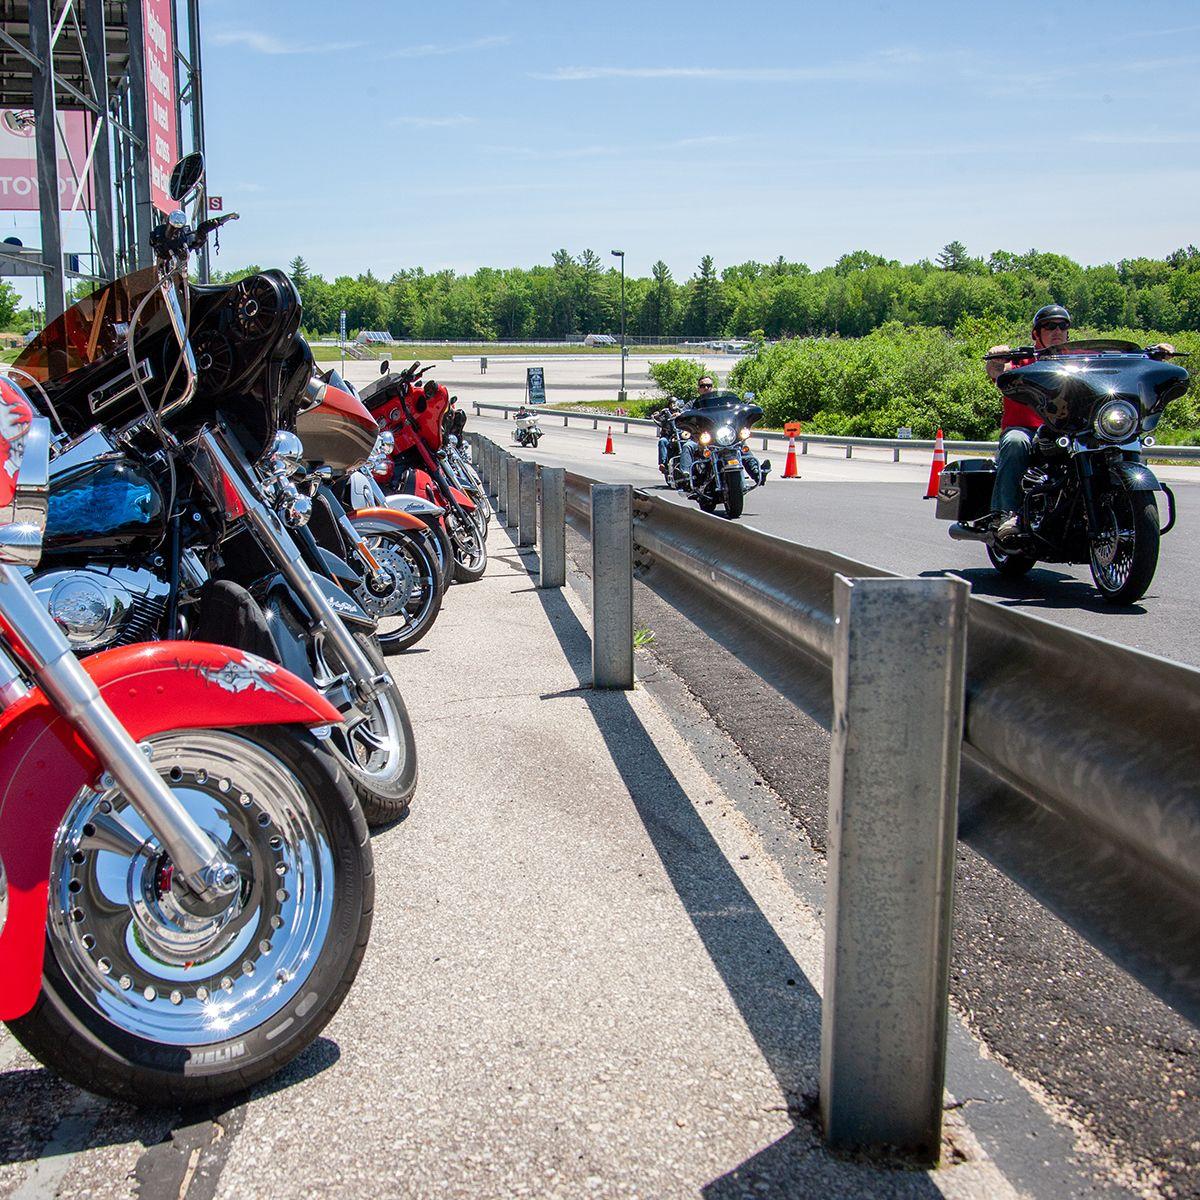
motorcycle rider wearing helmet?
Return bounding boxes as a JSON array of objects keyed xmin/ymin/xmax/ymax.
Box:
[
  {"xmin": 986, "ymin": 307, "xmax": 1175, "ymax": 545},
  {"xmin": 984, "ymin": 305, "xmax": 1072, "ymax": 545}
]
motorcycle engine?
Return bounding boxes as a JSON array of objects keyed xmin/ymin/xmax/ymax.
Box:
[{"xmin": 29, "ymin": 566, "xmax": 170, "ymax": 653}]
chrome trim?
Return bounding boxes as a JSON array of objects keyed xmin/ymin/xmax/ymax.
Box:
[
  {"xmin": 0, "ymin": 563, "xmax": 234, "ymax": 900},
  {"xmin": 0, "ymin": 851, "xmax": 6, "ymax": 938},
  {"xmin": 87, "ymin": 357, "xmax": 155, "ymax": 416}
]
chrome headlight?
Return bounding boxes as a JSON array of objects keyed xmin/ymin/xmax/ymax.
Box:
[
  {"xmin": 1094, "ymin": 400, "xmax": 1139, "ymax": 443},
  {"xmin": 715, "ymin": 425, "xmax": 736, "ymax": 446},
  {"xmin": 739, "ymin": 426, "xmax": 751, "ymax": 441},
  {"xmin": 699, "ymin": 431, "xmax": 712, "ymax": 445}
]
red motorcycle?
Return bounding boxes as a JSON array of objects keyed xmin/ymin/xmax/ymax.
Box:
[
  {"xmin": 360, "ymin": 362, "xmax": 487, "ymax": 582},
  {"xmin": 0, "ymin": 392, "xmax": 373, "ymax": 1105}
]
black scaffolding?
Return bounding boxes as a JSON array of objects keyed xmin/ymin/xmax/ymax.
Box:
[{"xmin": 0, "ymin": 0, "xmax": 206, "ymax": 322}]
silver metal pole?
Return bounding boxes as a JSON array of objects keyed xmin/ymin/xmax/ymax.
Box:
[
  {"xmin": 518, "ymin": 462, "xmax": 537, "ymax": 547},
  {"xmin": 497, "ymin": 449, "xmax": 509, "ymax": 514},
  {"xmin": 506, "ymin": 458, "xmax": 520, "ymax": 529},
  {"xmin": 819, "ymin": 574, "xmax": 969, "ymax": 1162},
  {"xmin": 590, "ymin": 484, "xmax": 633, "ymax": 689},
  {"xmin": 29, "ymin": 0, "xmax": 65, "ymax": 322},
  {"xmin": 539, "ymin": 467, "xmax": 565, "ymax": 589},
  {"xmin": 84, "ymin": 0, "xmax": 115, "ymax": 281}
]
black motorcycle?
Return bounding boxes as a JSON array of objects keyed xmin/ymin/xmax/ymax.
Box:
[
  {"xmin": 14, "ymin": 153, "xmax": 418, "ymax": 823},
  {"xmin": 936, "ymin": 340, "xmax": 1189, "ymax": 604},
  {"xmin": 662, "ymin": 389, "xmax": 771, "ymax": 519}
]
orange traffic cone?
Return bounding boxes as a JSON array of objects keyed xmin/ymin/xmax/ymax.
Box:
[
  {"xmin": 782, "ymin": 436, "xmax": 800, "ymax": 479},
  {"xmin": 924, "ymin": 428, "xmax": 946, "ymax": 499},
  {"xmin": 603, "ymin": 426, "xmax": 615, "ymax": 455}
]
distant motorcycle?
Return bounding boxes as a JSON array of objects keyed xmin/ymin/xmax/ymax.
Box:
[
  {"xmin": 513, "ymin": 411, "xmax": 542, "ymax": 448},
  {"xmin": 662, "ymin": 389, "xmax": 771, "ymax": 519},
  {"xmin": 937, "ymin": 340, "xmax": 1189, "ymax": 604}
]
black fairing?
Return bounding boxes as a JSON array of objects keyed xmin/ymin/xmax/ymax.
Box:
[
  {"xmin": 19, "ymin": 269, "xmax": 306, "ymax": 462},
  {"xmin": 674, "ymin": 390, "xmax": 764, "ymax": 438},
  {"xmin": 998, "ymin": 345, "xmax": 1190, "ymax": 435}
]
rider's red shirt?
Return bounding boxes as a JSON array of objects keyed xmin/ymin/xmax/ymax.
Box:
[{"xmin": 997, "ymin": 354, "xmax": 1041, "ymax": 430}]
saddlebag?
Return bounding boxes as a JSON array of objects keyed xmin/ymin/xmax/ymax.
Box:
[{"xmin": 936, "ymin": 458, "xmax": 996, "ymax": 522}]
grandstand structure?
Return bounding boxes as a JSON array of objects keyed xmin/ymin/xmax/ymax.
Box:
[{"xmin": 0, "ymin": 0, "xmax": 208, "ymax": 321}]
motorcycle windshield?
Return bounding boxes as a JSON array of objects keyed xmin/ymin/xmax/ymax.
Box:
[{"xmin": 13, "ymin": 267, "xmax": 165, "ymax": 383}]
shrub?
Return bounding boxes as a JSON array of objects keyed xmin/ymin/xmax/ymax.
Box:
[{"xmin": 648, "ymin": 358, "xmax": 718, "ymax": 402}]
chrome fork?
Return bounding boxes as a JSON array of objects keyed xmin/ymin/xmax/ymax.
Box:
[
  {"xmin": 0, "ymin": 566, "xmax": 237, "ymax": 901},
  {"xmin": 197, "ymin": 427, "xmax": 385, "ymax": 703}
]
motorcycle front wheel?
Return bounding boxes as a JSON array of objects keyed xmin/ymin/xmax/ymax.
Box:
[
  {"xmin": 1089, "ymin": 488, "xmax": 1160, "ymax": 604},
  {"xmin": 7, "ymin": 726, "xmax": 373, "ymax": 1106},
  {"xmin": 723, "ymin": 469, "xmax": 744, "ymax": 519},
  {"xmin": 447, "ymin": 506, "xmax": 488, "ymax": 583},
  {"xmin": 316, "ymin": 629, "xmax": 418, "ymax": 825},
  {"xmin": 353, "ymin": 526, "xmax": 444, "ymax": 654}
]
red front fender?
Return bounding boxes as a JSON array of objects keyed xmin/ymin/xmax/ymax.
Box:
[
  {"xmin": 448, "ymin": 486, "xmax": 475, "ymax": 512},
  {"xmin": 0, "ymin": 642, "xmax": 340, "ymax": 1020},
  {"xmin": 350, "ymin": 505, "xmax": 427, "ymax": 533}
]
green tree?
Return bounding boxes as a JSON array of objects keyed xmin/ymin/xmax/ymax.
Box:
[
  {"xmin": 288, "ymin": 256, "xmax": 310, "ymax": 286},
  {"xmin": 937, "ymin": 240, "xmax": 972, "ymax": 272}
]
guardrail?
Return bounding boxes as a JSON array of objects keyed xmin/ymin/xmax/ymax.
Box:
[
  {"xmin": 471, "ymin": 400, "xmax": 1200, "ymax": 463},
  {"xmin": 471, "ymin": 430, "xmax": 1200, "ymax": 1160}
]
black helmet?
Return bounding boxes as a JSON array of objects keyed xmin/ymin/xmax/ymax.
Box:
[{"xmin": 1033, "ymin": 303, "xmax": 1071, "ymax": 330}]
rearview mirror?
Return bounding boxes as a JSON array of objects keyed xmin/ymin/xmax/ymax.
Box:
[
  {"xmin": 0, "ymin": 412, "xmax": 50, "ymax": 566},
  {"xmin": 169, "ymin": 153, "xmax": 205, "ymax": 204},
  {"xmin": 380, "ymin": 360, "xmax": 391, "ymax": 375}
]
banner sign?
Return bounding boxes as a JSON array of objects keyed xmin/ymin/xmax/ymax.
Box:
[
  {"xmin": 526, "ymin": 366, "xmax": 546, "ymax": 405},
  {"xmin": 0, "ymin": 109, "xmax": 93, "ymax": 210},
  {"xmin": 143, "ymin": 0, "xmax": 178, "ymax": 214}
]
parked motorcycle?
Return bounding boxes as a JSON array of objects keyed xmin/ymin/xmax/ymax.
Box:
[
  {"xmin": 937, "ymin": 340, "xmax": 1189, "ymax": 604},
  {"xmin": 361, "ymin": 362, "xmax": 487, "ymax": 582},
  {"xmin": 513, "ymin": 411, "xmax": 542, "ymax": 449},
  {"xmin": 662, "ymin": 389, "xmax": 771, "ymax": 519},
  {"xmin": 0, "ymin": 401, "xmax": 374, "ymax": 1105},
  {"xmin": 13, "ymin": 153, "xmax": 417, "ymax": 824}
]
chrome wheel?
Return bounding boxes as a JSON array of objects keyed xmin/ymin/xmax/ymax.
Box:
[{"xmin": 47, "ymin": 731, "xmax": 335, "ymax": 1046}]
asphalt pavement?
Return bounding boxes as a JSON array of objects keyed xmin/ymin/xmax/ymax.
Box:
[
  {"xmin": 0, "ymin": 522, "xmax": 1133, "ymax": 1199},
  {"xmin": 473, "ymin": 409, "xmax": 1200, "ymax": 667}
]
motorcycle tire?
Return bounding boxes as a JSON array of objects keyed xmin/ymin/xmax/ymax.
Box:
[
  {"xmin": 321, "ymin": 629, "xmax": 418, "ymax": 825},
  {"xmin": 530, "ymin": 436, "xmax": 540, "ymax": 448},
  {"xmin": 447, "ymin": 507, "xmax": 488, "ymax": 583},
  {"xmin": 723, "ymin": 470, "xmax": 744, "ymax": 519},
  {"xmin": 7, "ymin": 726, "xmax": 373, "ymax": 1107},
  {"xmin": 986, "ymin": 544, "xmax": 1037, "ymax": 577},
  {"xmin": 354, "ymin": 525, "xmax": 444, "ymax": 654},
  {"xmin": 1089, "ymin": 488, "xmax": 1160, "ymax": 605}
]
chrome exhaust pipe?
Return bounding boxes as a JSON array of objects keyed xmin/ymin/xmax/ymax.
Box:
[{"xmin": 948, "ymin": 522, "xmax": 990, "ymax": 543}]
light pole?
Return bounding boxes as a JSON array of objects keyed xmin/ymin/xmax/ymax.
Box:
[{"xmin": 611, "ymin": 249, "xmax": 626, "ymax": 402}]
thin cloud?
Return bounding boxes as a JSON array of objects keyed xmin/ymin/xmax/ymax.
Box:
[
  {"xmin": 533, "ymin": 50, "xmax": 925, "ymax": 83},
  {"xmin": 391, "ymin": 115, "xmax": 477, "ymax": 128},
  {"xmin": 211, "ymin": 29, "xmax": 365, "ymax": 54},
  {"xmin": 1076, "ymin": 131, "xmax": 1200, "ymax": 146},
  {"xmin": 388, "ymin": 35, "xmax": 510, "ymax": 59}
]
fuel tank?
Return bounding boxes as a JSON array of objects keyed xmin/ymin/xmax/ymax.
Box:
[
  {"xmin": 44, "ymin": 455, "xmax": 166, "ymax": 557},
  {"xmin": 296, "ymin": 379, "xmax": 378, "ymax": 472}
]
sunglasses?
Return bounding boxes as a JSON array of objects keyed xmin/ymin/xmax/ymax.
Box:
[
  {"xmin": 1039, "ymin": 321, "xmax": 1070, "ymax": 332},
  {"xmin": 698, "ymin": 382, "xmax": 714, "ymax": 389}
]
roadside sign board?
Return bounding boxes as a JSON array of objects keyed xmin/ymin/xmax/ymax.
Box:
[
  {"xmin": 526, "ymin": 366, "xmax": 546, "ymax": 405},
  {"xmin": 208, "ymin": 196, "xmax": 223, "ymax": 212},
  {"xmin": 897, "ymin": 427, "xmax": 913, "ymax": 439},
  {"xmin": 339, "ymin": 310, "xmax": 347, "ymax": 342},
  {"xmin": 143, "ymin": 0, "xmax": 179, "ymax": 214},
  {"xmin": 784, "ymin": 421, "xmax": 803, "ymax": 437}
]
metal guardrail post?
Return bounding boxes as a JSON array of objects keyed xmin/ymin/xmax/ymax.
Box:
[
  {"xmin": 623, "ymin": 420, "xmax": 629, "ymax": 433},
  {"xmin": 894, "ymin": 446, "xmax": 901, "ymax": 463},
  {"xmin": 564, "ymin": 415, "xmax": 569, "ymax": 426},
  {"xmin": 845, "ymin": 445, "xmax": 853, "ymax": 459},
  {"xmin": 590, "ymin": 484, "xmax": 634, "ymax": 689},
  {"xmin": 506, "ymin": 458, "xmax": 520, "ymax": 529},
  {"xmin": 497, "ymin": 449, "xmax": 509, "ymax": 513},
  {"xmin": 518, "ymin": 462, "xmax": 537, "ymax": 547},
  {"xmin": 592, "ymin": 418, "xmax": 598, "ymax": 430},
  {"xmin": 802, "ymin": 439, "xmax": 809, "ymax": 455},
  {"xmin": 820, "ymin": 574, "xmax": 969, "ymax": 1162},
  {"xmin": 539, "ymin": 467, "xmax": 566, "ymax": 588}
]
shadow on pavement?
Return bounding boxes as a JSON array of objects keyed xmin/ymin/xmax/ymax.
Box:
[{"xmin": 521, "ymin": 555, "xmax": 944, "ymax": 1198}]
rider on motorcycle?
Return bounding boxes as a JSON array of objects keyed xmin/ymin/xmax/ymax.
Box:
[
  {"xmin": 652, "ymin": 396, "xmax": 685, "ymax": 475},
  {"xmin": 674, "ymin": 376, "xmax": 716, "ymax": 484},
  {"xmin": 987, "ymin": 307, "xmax": 1175, "ymax": 545},
  {"xmin": 985, "ymin": 304, "xmax": 1071, "ymax": 545}
]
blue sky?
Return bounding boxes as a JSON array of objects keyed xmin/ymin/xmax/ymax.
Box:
[{"xmin": 10, "ymin": 0, "xmax": 1200, "ymax": 297}]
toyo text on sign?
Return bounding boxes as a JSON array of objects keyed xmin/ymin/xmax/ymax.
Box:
[
  {"xmin": 0, "ymin": 110, "xmax": 93, "ymax": 211},
  {"xmin": 143, "ymin": 0, "xmax": 178, "ymax": 214}
]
